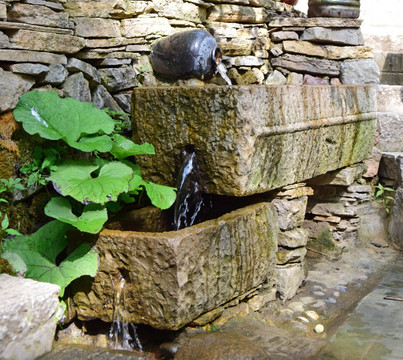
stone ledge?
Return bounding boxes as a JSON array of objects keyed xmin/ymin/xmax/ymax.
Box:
[{"xmin": 269, "ymin": 17, "xmax": 362, "ymax": 28}]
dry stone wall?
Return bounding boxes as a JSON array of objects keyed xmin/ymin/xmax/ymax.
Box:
[{"xmin": 0, "ymin": 0, "xmax": 380, "ymax": 117}]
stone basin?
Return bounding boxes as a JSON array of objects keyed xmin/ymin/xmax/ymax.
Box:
[
  {"xmin": 72, "ymin": 202, "xmax": 278, "ymax": 330},
  {"xmin": 132, "ymin": 85, "xmax": 377, "ymax": 197}
]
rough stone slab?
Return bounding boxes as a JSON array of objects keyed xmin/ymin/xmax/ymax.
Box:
[
  {"xmin": 121, "ymin": 16, "xmax": 172, "ymax": 38},
  {"xmin": 283, "ymin": 40, "xmax": 326, "ymax": 58},
  {"xmin": 265, "ymin": 69, "xmax": 287, "ymax": 85},
  {"xmin": 0, "ymin": 21, "xmax": 74, "ymax": 35},
  {"xmin": 272, "ymin": 196, "xmax": 308, "ymax": 231},
  {"xmin": 0, "ymin": 274, "xmax": 60, "ymax": 360},
  {"xmin": 216, "ymin": 37, "xmax": 254, "ymax": 56},
  {"xmin": 62, "ymin": 72, "xmax": 91, "ymax": 102},
  {"xmin": 24, "ymin": 0, "xmax": 64, "ymax": 11},
  {"xmin": 324, "ymin": 45, "xmax": 373, "ymax": 60},
  {"xmin": 99, "ymin": 67, "xmax": 137, "ymax": 92},
  {"xmin": 8, "ymin": 3, "xmax": 73, "ymax": 29},
  {"xmin": 209, "ymin": 23, "xmax": 258, "ymax": 40},
  {"xmin": 271, "ymin": 54, "xmax": 340, "ymax": 76},
  {"xmin": 271, "ymin": 31, "xmax": 299, "ymax": 42},
  {"xmin": 153, "ymin": 0, "xmax": 205, "ymax": 24},
  {"xmin": 66, "ymin": 58, "xmax": 102, "ymax": 85},
  {"xmin": 75, "ymin": 51, "xmax": 140, "ymax": 60},
  {"xmin": 8, "ymin": 62, "xmax": 49, "ymax": 76},
  {"xmin": 276, "ymin": 262, "xmax": 307, "ymax": 300},
  {"xmin": 9, "ymin": 30, "xmax": 85, "ymax": 54},
  {"xmin": 0, "ymin": 2, "xmax": 6, "ymax": 20},
  {"xmin": 72, "ymin": 202, "xmax": 279, "ymax": 330},
  {"xmin": 73, "ymin": 17, "xmax": 121, "ymax": 38},
  {"xmin": 340, "ymin": 59, "xmax": 380, "ymax": 85},
  {"xmin": 390, "ymin": 189, "xmax": 403, "ymax": 250},
  {"xmin": 132, "ymin": 85, "xmax": 377, "ymax": 196},
  {"xmin": 91, "ymin": 85, "xmax": 124, "ymax": 112},
  {"xmin": 0, "ymin": 30, "xmax": 9, "ymax": 48},
  {"xmin": 0, "ymin": 49, "xmax": 67, "ymax": 64},
  {"xmin": 378, "ymin": 152, "xmax": 403, "ymax": 184},
  {"xmin": 207, "ymin": 4, "xmax": 268, "ymax": 23},
  {"xmin": 269, "ymin": 16, "xmax": 362, "ymax": 28},
  {"xmin": 64, "ymin": 0, "xmax": 151, "ymax": 18},
  {"xmin": 0, "ymin": 69, "xmax": 35, "ymax": 113},
  {"xmin": 307, "ymin": 202, "xmax": 357, "ymax": 217},
  {"xmin": 301, "ymin": 27, "xmax": 364, "ymax": 46},
  {"xmin": 277, "ymin": 246, "xmax": 307, "ymax": 265},
  {"xmin": 278, "ymin": 227, "xmax": 309, "ymax": 248},
  {"xmin": 86, "ymin": 37, "xmax": 143, "ymax": 49},
  {"xmin": 307, "ymin": 163, "xmax": 367, "ymax": 186}
]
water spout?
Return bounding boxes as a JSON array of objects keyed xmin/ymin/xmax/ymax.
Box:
[
  {"xmin": 109, "ymin": 277, "xmax": 143, "ymax": 352},
  {"xmin": 216, "ymin": 63, "xmax": 232, "ymax": 85}
]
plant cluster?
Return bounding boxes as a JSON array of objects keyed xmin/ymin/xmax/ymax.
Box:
[
  {"xmin": 0, "ymin": 177, "xmax": 25, "ymax": 236},
  {"xmin": 1, "ymin": 90, "xmax": 177, "ymax": 312},
  {"xmin": 373, "ymin": 183, "xmax": 395, "ymax": 214}
]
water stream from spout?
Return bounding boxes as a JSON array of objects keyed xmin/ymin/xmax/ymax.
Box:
[
  {"xmin": 109, "ymin": 277, "xmax": 143, "ymax": 352},
  {"xmin": 217, "ymin": 63, "xmax": 232, "ymax": 85},
  {"xmin": 173, "ymin": 148, "xmax": 205, "ymax": 230}
]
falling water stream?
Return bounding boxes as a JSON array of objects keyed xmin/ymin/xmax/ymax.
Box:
[
  {"xmin": 109, "ymin": 277, "xmax": 143, "ymax": 352},
  {"xmin": 217, "ymin": 63, "xmax": 232, "ymax": 85}
]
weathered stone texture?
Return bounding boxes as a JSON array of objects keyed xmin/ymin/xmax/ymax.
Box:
[
  {"xmin": 390, "ymin": 189, "xmax": 403, "ymax": 250},
  {"xmin": 340, "ymin": 59, "xmax": 380, "ymax": 84},
  {"xmin": 132, "ymin": 85, "xmax": 377, "ymax": 196},
  {"xmin": 73, "ymin": 202, "xmax": 278, "ymax": 330},
  {"xmin": 269, "ymin": 17, "xmax": 362, "ymax": 28},
  {"xmin": 153, "ymin": 0, "xmax": 206, "ymax": 24},
  {"xmin": 121, "ymin": 16, "xmax": 172, "ymax": 38},
  {"xmin": 62, "ymin": 72, "xmax": 91, "ymax": 102},
  {"xmin": 272, "ymin": 196, "xmax": 308, "ymax": 231},
  {"xmin": 9, "ymin": 29, "xmax": 85, "ymax": 54},
  {"xmin": 0, "ymin": 274, "xmax": 60, "ymax": 360},
  {"xmin": 276, "ymin": 262, "xmax": 307, "ymax": 300},
  {"xmin": 278, "ymin": 227, "xmax": 309, "ymax": 248},
  {"xmin": 0, "ymin": 69, "xmax": 35, "ymax": 112},
  {"xmin": 40, "ymin": 63, "xmax": 68, "ymax": 85},
  {"xmin": 283, "ymin": 40, "xmax": 326, "ymax": 58},
  {"xmin": 272, "ymin": 54, "xmax": 340, "ymax": 76},
  {"xmin": 0, "ymin": 30, "xmax": 9, "ymax": 48},
  {"xmin": 301, "ymin": 27, "xmax": 364, "ymax": 46},
  {"xmin": 66, "ymin": 57, "xmax": 101, "ymax": 85},
  {"xmin": 8, "ymin": 62, "xmax": 49, "ymax": 76},
  {"xmin": 207, "ymin": 4, "xmax": 268, "ymax": 23},
  {"xmin": 324, "ymin": 45, "xmax": 373, "ymax": 60},
  {"xmin": 73, "ymin": 17, "xmax": 121, "ymax": 38},
  {"xmin": 8, "ymin": 3, "xmax": 72, "ymax": 29},
  {"xmin": 0, "ymin": 49, "xmax": 67, "ymax": 64},
  {"xmin": 99, "ymin": 66, "xmax": 137, "ymax": 92},
  {"xmin": 91, "ymin": 85, "xmax": 124, "ymax": 112}
]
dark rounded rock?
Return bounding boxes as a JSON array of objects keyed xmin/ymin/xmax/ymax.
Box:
[{"xmin": 174, "ymin": 332, "xmax": 270, "ymax": 360}]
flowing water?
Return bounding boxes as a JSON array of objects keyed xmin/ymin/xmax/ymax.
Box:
[
  {"xmin": 109, "ymin": 277, "xmax": 143, "ymax": 352},
  {"xmin": 217, "ymin": 63, "xmax": 232, "ymax": 85},
  {"xmin": 173, "ymin": 148, "xmax": 205, "ymax": 230}
]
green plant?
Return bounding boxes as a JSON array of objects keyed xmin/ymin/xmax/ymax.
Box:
[
  {"xmin": 0, "ymin": 177, "xmax": 25, "ymax": 236},
  {"xmin": 103, "ymin": 107, "xmax": 131, "ymax": 133},
  {"xmin": 1, "ymin": 220, "xmax": 98, "ymax": 296},
  {"xmin": 373, "ymin": 183, "xmax": 395, "ymax": 214},
  {"xmin": 13, "ymin": 90, "xmax": 176, "ymax": 234}
]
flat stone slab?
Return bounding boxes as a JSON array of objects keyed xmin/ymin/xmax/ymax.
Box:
[
  {"xmin": 132, "ymin": 85, "xmax": 377, "ymax": 196},
  {"xmin": 73, "ymin": 202, "xmax": 278, "ymax": 330},
  {"xmin": 0, "ymin": 275, "xmax": 60, "ymax": 360}
]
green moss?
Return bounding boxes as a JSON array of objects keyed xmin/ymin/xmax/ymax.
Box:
[
  {"xmin": 314, "ymin": 228, "xmax": 335, "ymax": 250},
  {"xmin": 0, "ymin": 258, "xmax": 15, "ymax": 276}
]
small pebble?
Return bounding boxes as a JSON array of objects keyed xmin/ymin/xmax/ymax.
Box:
[
  {"xmin": 326, "ymin": 297, "xmax": 337, "ymax": 304},
  {"xmin": 333, "ymin": 291, "xmax": 340, "ymax": 297},
  {"xmin": 288, "ymin": 301, "xmax": 304, "ymax": 313},
  {"xmin": 279, "ymin": 309, "xmax": 294, "ymax": 320},
  {"xmin": 313, "ymin": 291, "xmax": 325, "ymax": 296},
  {"xmin": 300, "ymin": 296, "xmax": 315, "ymax": 305},
  {"xmin": 304, "ymin": 310, "xmax": 319, "ymax": 321},
  {"xmin": 314, "ymin": 324, "xmax": 325, "ymax": 334},
  {"xmin": 297, "ymin": 316, "xmax": 310, "ymax": 324}
]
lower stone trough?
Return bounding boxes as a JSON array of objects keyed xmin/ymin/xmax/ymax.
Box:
[{"xmin": 72, "ymin": 84, "xmax": 377, "ymax": 331}]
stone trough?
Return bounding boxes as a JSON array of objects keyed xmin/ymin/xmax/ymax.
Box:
[
  {"xmin": 73, "ymin": 202, "xmax": 278, "ymax": 330},
  {"xmin": 132, "ymin": 85, "xmax": 377, "ymax": 196}
]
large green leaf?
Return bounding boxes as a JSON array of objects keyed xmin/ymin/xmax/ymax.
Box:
[
  {"xmin": 48, "ymin": 160, "xmax": 133, "ymax": 205},
  {"xmin": 143, "ymin": 180, "xmax": 176, "ymax": 210},
  {"xmin": 110, "ymin": 134, "xmax": 155, "ymax": 160},
  {"xmin": 13, "ymin": 90, "xmax": 114, "ymax": 152},
  {"xmin": 45, "ymin": 197, "xmax": 108, "ymax": 234},
  {"xmin": 1, "ymin": 220, "xmax": 98, "ymax": 296}
]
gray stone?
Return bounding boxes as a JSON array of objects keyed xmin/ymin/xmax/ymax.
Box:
[
  {"xmin": 8, "ymin": 3, "xmax": 73, "ymax": 29},
  {"xmin": 0, "ymin": 2, "xmax": 6, "ymax": 20},
  {"xmin": 340, "ymin": 59, "xmax": 380, "ymax": 84},
  {"xmin": 66, "ymin": 58, "xmax": 102, "ymax": 86},
  {"xmin": 9, "ymin": 30, "xmax": 85, "ymax": 54},
  {"xmin": 91, "ymin": 85, "xmax": 124, "ymax": 112},
  {"xmin": 153, "ymin": 0, "xmax": 206, "ymax": 24},
  {"xmin": 286, "ymin": 72, "xmax": 303, "ymax": 85},
  {"xmin": 8, "ymin": 62, "xmax": 49, "ymax": 76},
  {"xmin": 307, "ymin": 202, "xmax": 357, "ymax": 217},
  {"xmin": 0, "ymin": 20, "xmax": 74, "ymax": 35},
  {"xmin": 73, "ymin": 17, "xmax": 121, "ymax": 38},
  {"xmin": 121, "ymin": 16, "xmax": 172, "ymax": 38},
  {"xmin": 0, "ymin": 49, "xmax": 67, "ymax": 64},
  {"xmin": 75, "ymin": 50, "xmax": 140, "ymax": 60},
  {"xmin": 62, "ymin": 72, "xmax": 91, "ymax": 102},
  {"xmin": 0, "ymin": 274, "xmax": 60, "ymax": 360},
  {"xmin": 0, "ymin": 69, "xmax": 35, "ymax": 113},
  {"xmin": 301, "ymin": 27, "xmax": 364, "ymax": 46},
  {"xmin": 308, "ymin": 163, "xmax": 367, "ymax": 186},
  {"xmin": 278, "ymin": 227, "xmax": 309, "ymax": 248},
  {"xmin": 99, "ymin": 67, "xmax": 137, "ymax": 92},
  {"xmin": 40, "ymin": 63, "xmax": 68, "ymax": 85},
  {"xmin": 269, "ymin": 17, "xmax": 362, "ymax": 28},
  {"xmin": 271, "ymin": 31, "xmax": 299, "ymax": 42},
  {"xmin": 0, "ymin": 30, "xmax": 9, "ymax": 48},
  {"xmin": 276, "ymin": 262, "xmax": 307, "ymax": 300},
  {"xmin": 378, "ymin": 152, "xmax": 403, "ymax": 185},
  {"xmin": 94, "ymin": 58, "xmax": 132, "ymax": 66},
  {"xmin": 72, "ymin": 202, "xmax": 278, "ymax": 330},
  {"xmin": 277, "ymin": 246, "xmax": 307, "ymax": 265},
  {"xmin": 133, "ymin": 85, "xmax": 377, "ymax": 196},
  {"xmin": 227, "ymin": 56, "xmax": 265, "ymax": 67},
  {"xmin": 24, "ymin": 0, "xmax": 64, "ymax": 11},
  {"xmin": 271, "ymin": 54, "xmax": 340, "ymax": 76},
  {"xmin": 265, "ymin": 69, "xmax": 287, "ymax": 85},
  {"xmin": 389, "ymin": 189, "xmax": 403, "ymax": 250},
  {"xmin": 273, "ymin": 196, "xmax": 308, "ymax": 231},
  {"xmin": 207, "ymin": 4, "xmax": 269, "ymax": 23},
  {"xmin": 113, "ymin": 93, "xmax": 132, "ymax": 114}
]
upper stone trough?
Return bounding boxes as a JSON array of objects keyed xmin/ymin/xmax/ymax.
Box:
[{"xmin": 132, "ymin": 84, "xmax": 377, "ymax": 197}]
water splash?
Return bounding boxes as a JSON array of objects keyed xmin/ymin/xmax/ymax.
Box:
[
  {"xmin": 216, "ymin": 63, "xmax": 232, "ymax": 85},
  {"xmin": 173, "ymin": 147, "xmax": 205, "ymax": 230},
  {"xmin": 109, "ymin": 277, "xmax": 143, "ymax": 352}
]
